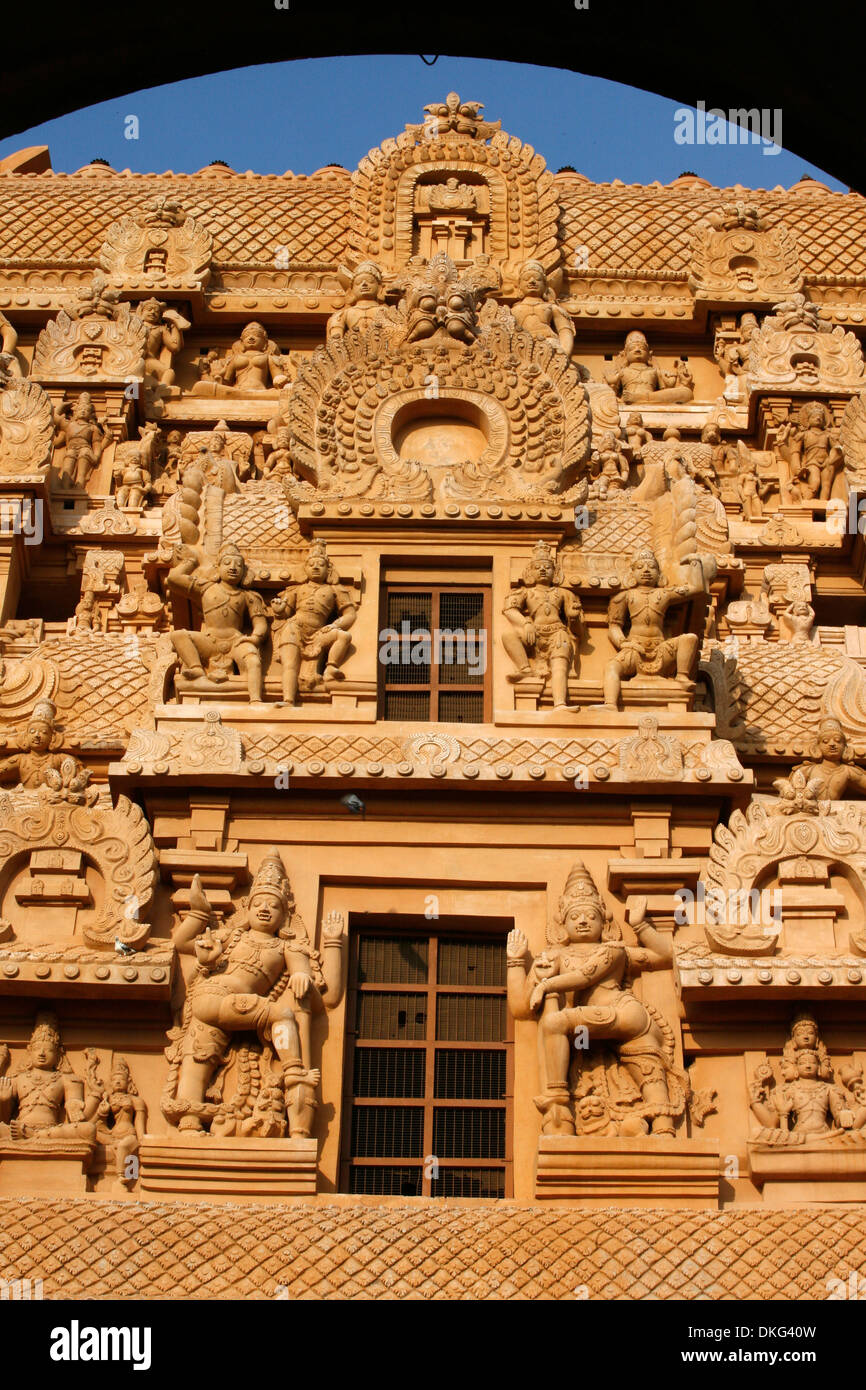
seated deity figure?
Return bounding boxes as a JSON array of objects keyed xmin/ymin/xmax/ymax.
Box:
[
  {"xmin": 261, "ymin": 426, "xmax": 294, "ymax": 482},
  {"xmin": 191, "ymin": 322, "xmax": 291, "ymax": 397},
  {"xmin": 601, "ymin": 547, "xmax": 711, "ymax": 709},
  {"xmin": 604, "ymin": 330, "xmax": 694, "ymax": 404},
  {"xmin": 168, "ymin": 542, "xmax": 269, "ymax": 700},
  {"xmin": 54, "ymin": 392, "xmax": 111, "ymax": 489},
  {"xmin": 86, "ymin": 1052, "xmax": 147, "ymax": 1185},
  {"xmin": 502, "ymin": 540, "xmax": 583, "ymax": 710},
  {"xmin": 0, "ymin": 699, "xmax": 67, "ymax": 790},
  {"xmin": 789, "ymin": 717, "xmax": 866, "ymax": 800},
  {"xmin": 0, "ymin": 1013, "xmax": 97, "ymax": 1143},
  {"xmin": 777, "ymin": 401, "xmax": 843, "ymax": 503},
  {"xmin": 164, "ymin": 855, "xmax": 344, "ymax": 1135},
  {"xmin": 507, "ymin": 863, "xmax": 677, "ymax": 1137},
  {"xmin": 270, "ymin": 541, "xmax": 356, "ymax": 705},
  {"xmin": 136, "ymin": 298, "xmax": 189, "ymax": 393},
  {"xmin": 511, "ymin": 260, "xmax": 575, "ymax": 357},
  {"xmin": 750, "ymin": 1013, "xmax": 866, "ymax": 1145},
  {"xmin": 326, "ymin": 262, "xmax": 387, "ymax": 339}
]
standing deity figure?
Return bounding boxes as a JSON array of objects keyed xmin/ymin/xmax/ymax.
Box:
[
  {"xmin": 749, "ymin": 1013, "xmax": 866, "ymax": 1145},
  {"xmin": 605, "ymin": 330, "xmax": 694, "ymax": 404},
  {"xmin": 86, "ymin": 1051, "xmax": 147, "ymax": 1185},
  {"xmin": 327, "ymin": 262, "xmax": 387, "ymax": 339},
  {"xmin": 163, "ymin": 855, "xmax": 344, "ymax": 1135},
  {"xmin": 192, "ymin": 423, "xmax": 250, "ymax": 494},
  {"xmin": 0, "ymin": 699, "xmax": 66, "ymax": 789},
  {"xmin": 601, "ymin": 547, "xmax": 711, "ymax": 709},
  {"xmin": 0, "ymin": 1013, "xmax": 97, "ymax": 1143},
  {"xmin": 53, "ymin": 392, "xmax": 112, "ymax": 489},
  {"xmin": 507, "ymin": 864, "xmax": 678, "ymax": 1137},
  {"xmin": 168, "ymin": 542, "xmax": 269, "ymax": 700},
  {"xmin": 511, "ymin": 260, "xmax": 575, "ymax": 357},
  {"xmin": 502, "ymin": 540, "xmax": 583, "ymax": 710},
  {"xmin": 192, "ymin": 322, "xmax": 291, "ymax": 397},
  {"xmin": 270, "ymin": 540, "xmax": 357, "ymax": 705},
  {"xmin": 591, "ymin": 431, "xmax": 631, "ymax": 496},
  {"xmin": 777, "ymin": 401, "xmax": 843, "ymax": 503},
  {"xmin": 788, "ymin": 717, "xmax": 866, "ymax": 799},
  {"xmin": 136, "ymin": 298, "xmax": 190, "ymax": 392},
  {"xmin": 714, "ymin": 312, "xmax": 759, "ymax": 380}
]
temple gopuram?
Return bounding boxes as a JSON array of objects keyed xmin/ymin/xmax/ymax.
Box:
[{"xmin": 2, "ymin": 93, "xmax": 866, "ymax": 1299}]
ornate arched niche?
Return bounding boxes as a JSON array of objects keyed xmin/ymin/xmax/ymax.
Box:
[{"xmin": 349, "ymin": 95, "xmax": 561, "ymax": 279}]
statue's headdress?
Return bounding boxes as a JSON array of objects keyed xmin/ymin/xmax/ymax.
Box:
[
  {"xmin": 249, "ymin": 848, "xmax": 291, "ymax": 910},
  {"xmin": 30, "ymin": 699, "xmax": 57, "ymax": 728},
  {"xmin": 549, "ymin": 860, "xmax": 620, "ymax": 944}
]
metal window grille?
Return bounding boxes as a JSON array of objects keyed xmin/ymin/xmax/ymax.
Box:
[
  {"xmin": 379, "ymin": 585, "xmax": 491, "ymax": 722},
  {"xmin": 340, "ymin": 926, "xmax": 513, "ymax": 1197}
]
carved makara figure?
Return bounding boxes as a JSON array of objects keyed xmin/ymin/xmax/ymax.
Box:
[
  {"xmin": 750, "ymin": 1013, "xmax": 866, "ymax": 1146},
  {"xmin": 191, "ymin": 322, "xmax": 291, "ymax": 397},
  {"xmin": 168, "ymin": 543, "xmax": 269, "ymax": 700},
  {"xmin": 604, "ymin": 330, "xmax": 694, "ymax": 404},
  {"xmin": 85, "ymin": 1051, "xmax": 146, "ymax": 1185},
  {"xmin": 53, "ymin": 393, "xmax": 111, "ymax": 489},
  {"xmin": 0, "ymin": 1013, "xmax": 97, "ymax": 1143},
  {"xmin": 503, "ymin": 540, "xmax": 583, "ymax": 709},
  {"xmin": 507, "ymin": 864, "xmax": 681, "ymax": 1137},
  {"xmin": 601, "ymin": 547, "xmax": 712, "ymax": 708},
  {"xmin": 136, "ymin": 298, "xmax": 190, "ymax": 394},
  {"xmin": 270, "ymin": 540, "xmax": 356, "ymax": 705},
  {"xmin": 511, "ymin": 260, "xmax": 574, "ymax": 357},
  {"xmin": 777, "ymin": 401, "xmax": 843, "ymax": 502},
  {"xmin": 162, "ymin": 855, "xmax": 344, "ymax": 1136},
  {"xmin": 327, "ymin": 262, "xmax": 387, "ymax": 339}
]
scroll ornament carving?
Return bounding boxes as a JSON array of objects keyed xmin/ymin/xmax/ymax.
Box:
[
  {"xmin": 0, "ymin": 372, "xmax": 54, "ymax": 476},
  {"xmin": 0, "ymin": 787, "xmax": 156, "ymax": 948},
  {"xmin": 99, "ymin": 196, "xmax": 213, "ymax": 289},
  {"xmin": 32, "ymin": 294, "xmax": 146, "ymax": 383},
  {"xmin": 689, "ymin": 207, "xmax": 801, "ymax": 301},
  {"xmin": 747, "ymin": 294, "xmax": 866, "ymax": 391}
]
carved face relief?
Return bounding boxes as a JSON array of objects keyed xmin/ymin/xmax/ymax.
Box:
[
  {"xmin": 795, "ymin": 1049, "xmax": 820, "ymax": 1079},
  {"xmin": 219, "ymin": 551, "xmax": 246, "ymax": 586},
  {"xmin": 305, "ymin": 554, "xmax": 329, "ymax": 582},
  {"xmin": 352, "ymin": 267, "xmax": 381, "ymax": 302},
  {"xmin": 519, "ymin": 264, "xmax": 546, "ymax": 297},
  {"xmin": 563, "ymin": 902, "xmax": 605, "ymax": 942},
  {"xmin": 625, "ymin": 333, "xmax": 650, "ymax": 364},
  {"xmin": 240, "ymin": 323, "xmax": 267, "ymax": 352},
  {"xmin": 632, "ymin": 553, "xmax": 661, "ymax": 587},
  {"xmin": 817, "ymin": 726, "xmax": 846, "ymax": 761},
  {"xmin": 248, "ymin": 889, "xmax": 285, "ymax": 934},
  {"xmin": 29, "ymin": 1035, "xmax": 60, "ymax": 1069},
  {"xmin": 26, "ymin": 720, "xmax": 53, "ymax": 752}
]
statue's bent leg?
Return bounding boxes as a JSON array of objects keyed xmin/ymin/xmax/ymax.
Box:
[
  {"xmin": 674, "ymin": 633, "xmax": 698, "ymax": 681},
  {"xmin": 503, "ymin": 630, "xmax": 531, "ymax": 679},
  {"xmin": 171, "ymin": 629, "xmax": 208, "ymax": 680},
  {"xmin": 323, "ymin": 630, "xmax": 351, "ymax": 680}
]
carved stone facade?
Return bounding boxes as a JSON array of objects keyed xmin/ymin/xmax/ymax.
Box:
[{"xmin": 1, "ymin": 95, "xmax": 866, "ymax": 1298}]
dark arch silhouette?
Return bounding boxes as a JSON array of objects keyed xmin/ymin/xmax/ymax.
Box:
[{"xmin": 3, "ymin": 1, "xmax": 861, "ymax": 191}]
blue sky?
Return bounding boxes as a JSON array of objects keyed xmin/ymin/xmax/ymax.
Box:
[{"xmin": 0, "ymin": 55, "xmax": 844, "ymax": 191}]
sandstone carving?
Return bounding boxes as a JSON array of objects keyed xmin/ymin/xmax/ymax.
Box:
[
  {"xmin": 604, "ymin": 331, "xmax": 693, "ymax": 404},
  {"xmin": 0, "ymin": 1013, "xmax": 96, "ymax": 1144},
  {"xmin": 270, "ymin": 540, "xmax": 357, "ymax": 704},
  {"xmin": 191, "ymin": 322, "xmax": 292, "ymax": 398},
  {"xmin": 32, "ymin": 277, "xmax": 146, "ymax": 383},
  {"xmin": 0, "ymin": 372, "xmax": 54, "ymax": 476},
  {"xmin": 748, "ymin": 294, "xmax": 866, "ymax": 392},
  {"xmin": 776, "ymin": 401, "xmax": 844, "ymax": 501},
  {"xmin": 690, "ymin": 208, "xmax": 801, "ymax": 302},
  {"xmin": 99, "ymin": 196, "xmax": 213, "ymax": 289},
  {"xmin": 503, "ymin": 540, "xmax": 583, "ymax": 709},
  {"xmin": 750, "ymin": 1014, "xmax": 866, "ymax": 1147},
  {"xmin": 168, "ymin": 543, "xmax": 269, "ymax": 701},
  {"xmin": 52, "ymin": 392, "xmax": 112, "ymax": 489}
]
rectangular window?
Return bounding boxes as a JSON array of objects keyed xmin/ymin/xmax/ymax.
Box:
[
  {"xmin": 340, "ymin": 926, "xmax": 513, "ymax": 1198},
  {"xmin": 379, "ymin": 585, "xmax": 491, "ymax": 722}
]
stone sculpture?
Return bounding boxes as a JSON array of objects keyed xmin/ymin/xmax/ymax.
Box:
[
  {"xmin": 503, "ymin": 540, "xmax": 583, "ymax": 709},
  {"xmin": 270, "ymin": 540, "xmax": 356, "ymax": 705},
  {"xmin": 191, "ymin": 322, "xmax": 291, "ymax": 397},
  {"xmin": 604, "ymin": 331, "xmax": 693, "ymax": 404},
  {"xmin": 511, "ymin": 260, "xmax": 574, "ymax": 356},
  {"xmin": 0, "ymin": 1014, "xmax": 97, "ymax": 1143},
  {"xmin": 750, "ymin": 1014, "xmax": 866, "ymax": 1146},
  {"xmin": 168, "ymin": 543, "xmax": 269, "ymax": 700},
  {"xmin": 53, "ymin": 393, "xmax": 111, "ymax": 489}
]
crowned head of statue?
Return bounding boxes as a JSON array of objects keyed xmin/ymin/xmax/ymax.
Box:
[{"xmin": 549, "ymin": 861, "xmax": 619, "ymax": 946}]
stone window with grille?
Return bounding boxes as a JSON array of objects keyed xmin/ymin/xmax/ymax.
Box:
[
  {"xmin": 378, "ymin": 584, "xmax": 491, "ymax": 723},
  {"xmin": 340, "ymin": 925, "xmax": 513, "ymax": 1197}
]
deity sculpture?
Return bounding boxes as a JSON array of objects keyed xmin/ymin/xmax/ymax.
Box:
[
  {"xmin": 788, "ymin": 717, "xmax": 866, "ymax": 799},
  {"xmin": 327, "ymin": 262, "xmax": 387, "ymax": 339},
  {"xmin": 0, "ymin": 699, "xmax": 66, "ymax": 789},
  {"xmin": 777, "ymin": 401, "xmax": 843, "ymax": 503},
  {"xmin": 604, "ymin": 331, "xmax": 694, "ymax": 404},
  {"xmin": 403, "ymin": 254, "xmax": 478, "ymax": 345},
  {"xmin": 261, "ymin": 426, "xmax": 294, "ymax": 482},
  {"xmin": 191, "ymin": 424, "xmax": 250, "ymax": 493},
  {"xmin": 507, "ymin": 863, "xmax": 681, "ymax": 1137},
  {"xmin": 85, "ymin": 1051, "xmax": 147, "ymax": 1185},
  {"xmin": 735, "ymin": 442, "xmax": 775, "ymax": 520},
  {"xmin": 136, "ymin": 298, "xmax": 190, "ymax": 393},
  {"xmin": 502, "ymin": 540, "xmax": 583, "ymax": 710},
  {"xmin": 714, "ymin": 312, "xmax": 759, "ymax": 380},
  {"xmin": 168, "ymin": 542, "xmax": 269, "ymax": 700},
  {"xmin": 162, "ymin": 854, "xmax": 344, "ymax": 1136},
  {"xmin": 191, "ymin": 322, "xmax": 292, "ymax": 398},
  {"xmin": 590, "ymin": 432, "xmax": 630, "ymax": 496},
  {"xmin": 625, "ymin": 412, "xmax": 652, "ymax": 459},
  {"xmin": 601, "ymin": 547, "xmax": 712, "ymax": 708},
  {"xmin": 0, "ymin": 1013, "xmax": 97, "ymax": 1143},
  {"xmin": 153, "ymin": 429, "xmax": 183, "ymax": 499},
  {"xmin": 53, "ymin": 393, "xmax": 111, "ymax": 489},
  {"xmin": 270, "ymin": 540, "xmax": 357, "ymax": 705},
  {"xmin": 750, "ymin": 1013, "xmax": 866, "ymax": 1146},
  {"xmin": 511, "ymin": 260, "xmax": 574, "ymax": 357}
]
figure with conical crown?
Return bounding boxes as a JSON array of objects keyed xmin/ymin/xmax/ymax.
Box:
[
  {"xmin": 507, "ymin": 862, "xmax": 678, "ymax": 1137},
  {"xmin": 164, "ymin": 849, "xmax": 344, "ymax": 1135}
]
